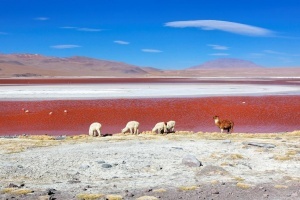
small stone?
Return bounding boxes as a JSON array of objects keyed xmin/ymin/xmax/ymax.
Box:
[
  {"xmin": 96, "ymin": 160, "xmax": 105, "ymax": 164},
  {"xmin": 182, "ymin": 154, "xmax": 202, "ymax": 167},
  {"xmin": 222, "ymin": 140, "xmax": 231, "ymax": 144},
  {"xmin": 8, "ymin": 183, "xmax": 18, "ymax": 188},
  {"xmin": 80, "ymin": 164, "xmax": 90, "ymax": 170},
  {"xmin": 291, "ymin": 192, "xmax": 298, "ymax": 197},
  {"xmin": 102, "ymin": 163, "xmax": 112, "ymax": 168},
  {"xmin": 122, "ymin": 161, "xmax": 126, "ymax": 164},
  {"xmin": 263, "ymin": 194, "xmax": 269, "ymax": 198},
  {"xmin": 47, "ymin": 188, "xmax": 56, "ymax": 195}
]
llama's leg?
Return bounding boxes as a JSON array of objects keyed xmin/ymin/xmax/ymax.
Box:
[
  {"xmin": 136, "ymin": 128, "xmax": 139, "ymax": 135},
  {"xmin": 97, "ymin": 129, "xmax": 101, "ymax": 137},
  {"xmin": 130, "ymin": 128, "xmax": 133, "ymax": 134}
]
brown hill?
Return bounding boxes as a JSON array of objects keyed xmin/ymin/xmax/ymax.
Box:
[
  {"xmin": 0, "ymin": 54, "xmax": 161, "ymax": 77},
  {"xmin": 0, "ymin": 54, "xmax": 299, "ymax": 78},
  {"xmin": 188, "ymin": 58, "xmax": 263, "ymax": 70}
]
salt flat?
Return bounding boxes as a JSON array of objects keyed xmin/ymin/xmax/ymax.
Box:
[{"xmin": 0, "ymin": 83, "xmax": 299, "ymax": 100}]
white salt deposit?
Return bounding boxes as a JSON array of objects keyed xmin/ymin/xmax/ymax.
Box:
[{"xmin": 0, "ymin": 83, "xmax": 299, "ymax": 100}]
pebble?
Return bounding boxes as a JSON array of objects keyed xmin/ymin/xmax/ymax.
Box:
[{"xmin": 102, "ymin": 163, "xmax": 113, "ymax": 168}]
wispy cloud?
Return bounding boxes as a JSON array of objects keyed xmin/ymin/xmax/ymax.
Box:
[
  {"xmin": 0, "ymin": 32, "xmax": 8, "ymax": 35},
  {"xmin": 77, "ymin": 28, "xmax": 102, "ymax": 32},
  {"xmin": 60, "ymin": 26, "xmax": 77, "ymax": 29},
  {"xmin": 165, "ymin": 20, "xmax": 274, "ymax": 37},
  {"xmin": 208, "ymin": 44, "xmax": 229, "ymax": 50},
  {"xmin": 141, "ymin": 49, "xmax": 162, "ymax": 53},
  {"xmin": 61, "ymin": 26, "xmax": 102, "ymax": 32},
  {"xmin": 50, "ymin": 45, "xmax": 81, "ymax": 49},
  {"xmin": 114, "ymin": 40, "xmax": 130, "ymax": 45},
  {"xmin": 263, "ymin": 50, "xmax": 286, "ymax": 55},
  {"xmin": 209, "ymin": 53, "xmax": 229, "ymax": 56},
  {"xmin": 34, "ymin": 17, "xmax": 49, "ymax": 21}
]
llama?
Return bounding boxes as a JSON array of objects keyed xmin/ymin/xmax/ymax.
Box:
[
  {"xmin": 121, "ymin": 121, "xmax": 140, "ymax": 135},
  {"xmin": 152, "ymin": 122, "xmax": 167, "ymax": 134},
  {"xmin": 213, "ymin": 116, "xmax": 234, "ymax": 134},
  {"xmin": 166, "ymin": 120, "xmax": 176, "ymax": 133},
  {"xmin": 89, "ymin": 122, "xmax": 102, "ymax": 137}
]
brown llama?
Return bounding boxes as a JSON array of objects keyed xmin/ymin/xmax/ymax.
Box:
[{"xmin": 213, "ymin": 116, "xmax": 234, "ymax": 134}]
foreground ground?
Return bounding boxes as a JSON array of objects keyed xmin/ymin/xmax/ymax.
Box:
[{"xmin": 0, "ymin": 131, "xmax": 299, "ymax": 199}]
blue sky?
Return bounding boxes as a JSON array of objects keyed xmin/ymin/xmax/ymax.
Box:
[{"xmin": 1, "ymin": 0, "xmax": 300, "ymax": 69}]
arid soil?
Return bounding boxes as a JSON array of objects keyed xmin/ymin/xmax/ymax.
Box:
[{"xmin": 0, "ymin": 132, "xmax": 299, "ymax": 200}]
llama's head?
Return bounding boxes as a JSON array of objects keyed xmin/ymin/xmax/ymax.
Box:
[{"xmin": 213, "ymin": 116, "xmax": 220, "ymax": 123}]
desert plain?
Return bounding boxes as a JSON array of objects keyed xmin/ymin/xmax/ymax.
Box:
[{"xmin": 0, "ymin": 77, "xmax": 299, "ymax": 199}]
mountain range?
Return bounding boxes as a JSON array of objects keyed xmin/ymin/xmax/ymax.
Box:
[{"xmin": 0, "ymin": 54, "xmax": 299, "ymax": 78}]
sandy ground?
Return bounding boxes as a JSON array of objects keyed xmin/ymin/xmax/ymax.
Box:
[{"xmin": 1, "ymin": 131, "xmax": 299, "ymax": 199}]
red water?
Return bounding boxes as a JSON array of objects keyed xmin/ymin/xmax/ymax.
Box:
[{"xmin": 0, "ymin": 96, "xmax": 299, "ymax": 135}]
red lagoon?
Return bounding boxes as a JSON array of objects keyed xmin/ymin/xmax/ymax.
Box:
[{"xmin": 0, "ymin": 96, "xmax": 299, "ymax": 135}]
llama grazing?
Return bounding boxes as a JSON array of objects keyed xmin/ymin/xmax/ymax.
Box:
[
  {"xmin": 213, "ymin": 116, "xmax": 234, "ymax": 134},
  {"xmin": 89, "ymin": 122, "xmax": 102, "ymax": 137},
  {"xmin": 121, "ymin": 121, "xmax": 140, "ymax": 135},
  {"xmin": 166, "ymin": 120, "xmax": 176, "ymax": 133},
  {"xmin": 152, "ymin": 122, "xmax": 167, "ymax": 134}
]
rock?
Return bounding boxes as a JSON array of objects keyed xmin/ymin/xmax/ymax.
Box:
[
  {"xmin": 46, "ymin": 188, "xmax": 56, "ymax": 195},
  {"xmin": 8, "ymin": 183, "xmax": 19, "ymax": 188},
  {"xmin": 182, "ymin": 154, "xmax": 202, "ymax": 167},
  {"xmin": 102, "ymin": 163, "xmax": 113, "ymax": 168},
  {"xmin": 222, "ymin": 140, "xmax": 231, "ymax": 144},
  {"xmin": 96, "ymin": 160, "xmax": 105, "ymax": 164},
  {"xmin": 38, "ymin": 195, "xmax": 51, "ymax": 200},
  {"xmin": 242, "ymin": 142, "xmax": 276, "ymax": 148},
  {"xmin": 197, "ymin": 165, "xmax": 229, "ymax": 176},
  {"xmin": 80, "ymin": 163, "xmax": 90, "ymax": 170},
  {"xmin": 171, "ymin": 147, "xmax": 183, "ymax": 150}
]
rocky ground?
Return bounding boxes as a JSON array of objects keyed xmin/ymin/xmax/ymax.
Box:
[{"xmin": 0, "ymin": 131, "xmax": 299, "ymax": 200}]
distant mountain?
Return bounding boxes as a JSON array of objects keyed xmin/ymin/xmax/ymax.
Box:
[
  {"xmin": 187, "ymin": 58, "xmax": 263, "ymax": 70},
  {"xmin": 0, "ymin": 54, "xmax": 162, "ymax": 77}
]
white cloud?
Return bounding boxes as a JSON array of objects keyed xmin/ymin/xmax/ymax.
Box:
[
  {"xmin": 165, "ymin": 20, "xmax": 274, "ymax": 36},
  {"xmin": 141, "ymin": 49, "xmax": 162, "ymax": 53},
  {"xmin": 61, "ymin": 26, "xmax": 102, "ymax": 32},
  {"xmin": 263, "ymin": 50, "xmax": 286, "ymax": 55},
  {"xmin": 50, "ymin": 45, "xmax": 81, "ymax": 49},
  {"xmin": 209, "ymin": 53, "xmax": 229, "ymax": 56},
  {"xmin": 34, "ymin": 17, "xmax": 49, "ymax": 21},
  {"xmin": 77, "ymin": 28, "xmax": 102, "ymax": 32},
  {"xmin": 208, "ymin": 44, "xmax": 229, "ymax": 50},
  {"xmin": 114, "ymin": 40, "xmax": 130, "ymax": 45},
  {"xmin": 60, "ymin": 26, "xmax": 77, "ymax": 29}
]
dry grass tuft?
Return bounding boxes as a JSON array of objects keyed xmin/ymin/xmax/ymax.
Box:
[
  {"xmin": 229, "ymin": 154, "xmax": 244, "ymax": 160},
  {"xmin": 0, "ymin": 139, "xmax": 60, "ymax": 154},
  {"xmin": 1, "ymin": 188, "xmax": 33, "ymax": 195},
  {"xmin": 234, "ymin": 176, "xmax": 245, "ymax": 182},
  {"xmin": 153, "ymin": 188, "xmax": 167, "ymax": 193},
  {"xmin": 19, "ymin": 135, "xmax": 55, "ymax": 140},
  {"xmin": 273, "ymin": 155, "xmax": 292, "ymax": 161},
  {"xmin": 76, "ymin": 193, "xmax": 105, "ymax": 200},
  {"xmin": 68, "ymin": 134, "xmax": 89, "ymax": 140},
  {"xmin": 236, "ymin": 182, "xmax": 252, "ymax": 189},
  {"xmin": 136, "ymin": 196, "xmax": 158, "ymax": 200},
  {"xmin": 274, "ymin": 185, "xmax": 288, "ymax": 189},
  {"xmin": 178, "ymin": 185, "xmax": 198, "ymax": 191},
  {"xmin": 106, "ymin": 194, "xmax": 123, "ymax": 200}
]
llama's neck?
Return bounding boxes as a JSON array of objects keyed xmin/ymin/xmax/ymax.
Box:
[{"xmin": 214, "ymin": 118, "xmax": 220, "ymax": 125}]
